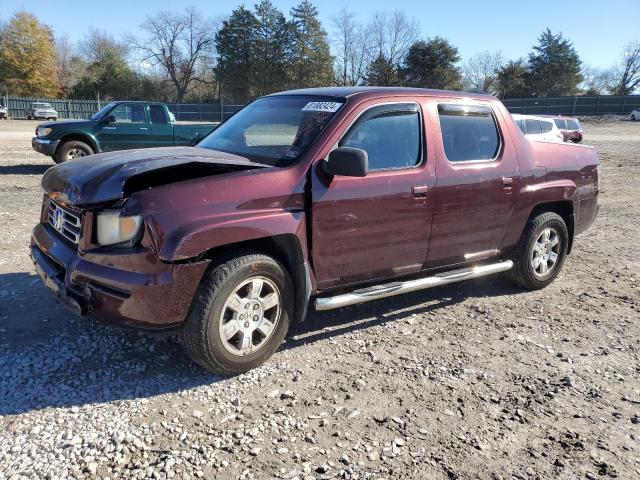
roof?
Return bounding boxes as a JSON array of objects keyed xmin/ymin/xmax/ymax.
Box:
[{"xmin": 268, "ymin": 86, "xmax": 495, "ymax": 101}]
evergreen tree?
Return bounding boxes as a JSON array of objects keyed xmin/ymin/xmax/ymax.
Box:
[
  {"xmin": 527, "ymin": 29, "xmax": 582, "ymax": 96},
  {"xmin": 495, "ymin": 59, "xmax": 532, "ymax": 98},
  {"xmin": 215, "ymin": 7, "xmax": 260, "ymax": 103},
  {"xmin": 254, "ymin": 0, "xmax": 291, "ymax": 96},
  {"xmin": 289, "ymin": 0, "xmax": 333, "ymax": 88},
  {"xmin": 0, "ymin": 12, "xmax": 60, "ymax": 97},
  {"xmin": 401, "ymin": 38, "xmax": 462, "ymax": 90},
  {"xmin": 364, "ymin": 54, "xmax": 401, "ymax": 86}
]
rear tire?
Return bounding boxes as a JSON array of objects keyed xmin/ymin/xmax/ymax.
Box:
[
  {"xmin": 179, "ymin": 252, "xmax": 293, "ymax": 375},
  {"xmin": 505, "ymin": 212, "xmax": 569, "ymax": 290},
  {"xmin": 54, "ymin": 140, "xmax": 94, "ymax": 164}
]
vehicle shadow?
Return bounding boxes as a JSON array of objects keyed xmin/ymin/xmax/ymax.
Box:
[
  {"xmin": 0, "ymin": 271, "xmax": 523, "ymax": 416},
  {"xmin": 0, "ymin": 164, "xmax": 51, "ymax": 175}
]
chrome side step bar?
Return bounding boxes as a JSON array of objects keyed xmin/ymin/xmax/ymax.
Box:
[{"xmin": 314, "ymin": 260, "xmax": 513, "ymax": 311}]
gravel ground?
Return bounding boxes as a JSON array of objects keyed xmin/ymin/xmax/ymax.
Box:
[{"xmin": 0, "ymin": 119, "xmax": 639, "ymax": 480}]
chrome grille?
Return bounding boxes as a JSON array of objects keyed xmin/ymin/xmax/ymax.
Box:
[{"xmin": 47, "ymin": 200, "xmax": 81, "ymax": 244}]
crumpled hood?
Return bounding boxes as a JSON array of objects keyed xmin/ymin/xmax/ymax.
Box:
[{"xmin": 42, "ymin": 146, "xmax": 269, "ymax": 206}]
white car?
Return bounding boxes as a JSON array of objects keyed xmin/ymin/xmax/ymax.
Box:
[
  {"xmin": 25, "ymin": 102, "xmax": 58, "ymax": 121},
  {"xmin": 512, "ymin": 114, "xmax": 564, "ymax": 142},
  {"xmin": 630, "ymin": 108, "xmax": 640, "ymax": 121}
]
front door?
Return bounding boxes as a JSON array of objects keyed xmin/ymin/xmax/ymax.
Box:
[
  {"xmin": 426, "ymin": 102, "xmax": 519, "ymax": 268},
  {"xmin": 98, "ymin": 103, "xmax": 149, "ymax": 151},
  {"xmin": 311, "ymin": 101, "xmax": 436, "ymax": 291}
]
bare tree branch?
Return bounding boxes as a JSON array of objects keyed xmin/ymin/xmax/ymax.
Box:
[
  {"xmin": 129, "ymin": 7, "xmax": 216, "ymax": 102},
  {"xmin": 462, "ymin": 50, "xmax": 504, "ymax": 94}
]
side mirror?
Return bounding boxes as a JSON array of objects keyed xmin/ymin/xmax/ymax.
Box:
[
  {"xmin": 105, "ymin": 114, "xmax": 116, "ymax": 124},
  {"xmin": 322, "ymin": 147, "xmax": 368, "ymax": 177}
]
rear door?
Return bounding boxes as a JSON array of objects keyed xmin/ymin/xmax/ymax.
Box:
[
  {"xmin": 97, "ymin": 103, "xmax": 149, "ymax": 151},
  {"xmin": 311, "ymin": 100, "xmax": 436, "ymax": 290},
  {"xmin": 426, "ymin": 101, "xmax": 519, "ymax": 268},
  {"xmin": 147, "ymin": 104, "xmax": 175, "ymax": 147}
]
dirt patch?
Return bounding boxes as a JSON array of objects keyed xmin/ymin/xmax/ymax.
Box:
[{"xmin": 0, "ymin": 119, "xmax": 639, "ymax": 479}]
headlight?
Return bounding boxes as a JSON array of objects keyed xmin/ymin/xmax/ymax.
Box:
[
  {"xmin": 37, "ymin": 127, "xmax": 52, "ymax": 137},
  {"xmin": 96, "ymin": 213, "xmax": 142, "ymax": 246}
]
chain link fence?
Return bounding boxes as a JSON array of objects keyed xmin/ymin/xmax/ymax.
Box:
[
  {"xmin": 3, "ymin": 94, "xmax": 639, "ymax": 121},
  {"xmin": 0, "ymin": 95, "xmax": 243, "ymax": 122},
  {"xmin": 502, "ymin": 95, "xmax": 640, "ymax": 116}
]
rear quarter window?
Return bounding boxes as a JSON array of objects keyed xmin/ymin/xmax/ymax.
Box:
[
  {"xmin": 566, "ymin": 119, "xmax": 580, "ymax": 130},
  {"xmin": 553, "ymin": 118, "xmax": 567, "ymax": 129},
  {"xmin": 540, "ymin": 120, "xmax": 553, "ymax": 133},
  {"xmin": 525, "ymin": 119, "xmax": 543, "ymax": 135},
  {"xmin": 438, "ymin": 104, "xmax": 500, "ymax": 162}
]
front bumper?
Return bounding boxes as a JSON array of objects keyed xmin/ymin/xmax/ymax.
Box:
[
  {"xmin": 30, "ymin": 223, "xmax": 210, "ymax": 329},
  {"xmin": 32, "ymin": 137, "xmax": 60, "ymax": 156}
]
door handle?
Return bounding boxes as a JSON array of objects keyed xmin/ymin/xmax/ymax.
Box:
[
  {"xmin": 412, "ymin": 184, "xmax": 429, "ymax": 197},
  {"xmin": 502, "ymin": 177, "xmax": 513, "ymax": 190},
  {"xmin": 139, "ymin": 127, "xmax": 148, "ymax": 131}
]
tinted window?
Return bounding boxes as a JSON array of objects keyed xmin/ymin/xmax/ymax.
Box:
[
  {"xmin": 566, "ymin": 119, "xmax": 580, "ymax": 130},
  {"xmin": 149, "ymin": 105, "xmax": 168, "ymax": 124},
  {"xmin": 198, "ymin": 96, "xmax": 343, "ymax": 167},
  {"xmin": 553, "ymin": 118, "xmax": 567, "ymax": 129},
  {"xmin": 340, "ymin": 104, "xmax": 420, "ymax": 170},
  {"xmin": 525, "ymin": 119, "xmax": 542, "ymax": 134},
  {"xmin": 111, "ymin": 104, "xmax": 146, "ymax": 123},
  {"xmin": 540, "ymin": 120, "xmax": 553, "ymax": 133},
  {"xmin": 438, "ymin": 104, "xmax": 500, "ymax": 162}
]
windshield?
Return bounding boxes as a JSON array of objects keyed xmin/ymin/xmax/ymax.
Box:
[
  {"xmin": 198, "ymin": 96, "xmax": 344, "ymax": 167},
  {"xmin": 90, "ymin": 103, "xmax": 116, "ymax": 121},
  {"xmin": 34, "ymin": 103, "xmax": 51, "ymax": 109}
]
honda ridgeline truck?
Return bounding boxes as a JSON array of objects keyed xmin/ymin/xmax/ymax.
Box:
[{"xmin": 31, "ymin": 87, "xmax": 600, "ymax": 375}]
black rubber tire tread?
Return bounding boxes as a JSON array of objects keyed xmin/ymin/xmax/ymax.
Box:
[
  {"xmin": 54, "ymin": 140, "xmax": 93, "ymax": 164},
  {"xmin": 505, "ymin": 212, "xmax": 568, "ymax": 290},
  {"xmin": 178, "ymin": 251, "xmax": 293, "ymax": 376}
]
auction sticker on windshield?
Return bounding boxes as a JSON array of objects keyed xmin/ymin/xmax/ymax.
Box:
[{"xmin": 302, "ymin": 102, "xmax": 343, "ymax": 112}]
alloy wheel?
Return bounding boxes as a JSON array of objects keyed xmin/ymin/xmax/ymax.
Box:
[
  {"xmin": 531, "ymin": 227, "xmax": 560, "ymax": 278},
  {"xmin": 218, "ymin": 276, "xmax": 281, "ymax": 356}
]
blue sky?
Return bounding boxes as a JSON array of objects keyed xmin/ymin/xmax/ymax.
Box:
[{"xmin": 5, "ymin": 0, "xmax": 639, "ymax": 69}]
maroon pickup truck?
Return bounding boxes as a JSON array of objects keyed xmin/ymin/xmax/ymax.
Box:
[{"xmin": 31, "ymin": 87, "xmax": 600, "ymax": 375}]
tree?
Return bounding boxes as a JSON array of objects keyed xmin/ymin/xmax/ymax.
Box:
[
  {"xmin": 289, "ymin": 0, "xmax": 333, "ymax": 88},
  {"xmin": 215, "ymin": 6, "xmax": 260, "ymax": 103},
  {"xmin": 55, "ymin": 34, "xmax": 86, "ymax": 97},
  {"xmin": 462, "ymin": 50, "xmax": 504, "ymax": 94},
  {"xmin": 580, "ymin": 66, "xmax": 614, "ymax": 95},
  {"xmin": 330, "ymin": 8, "xmax": 370, "ymax": 86},
  {"xmin": 608, "ymin": 41, "xmax": 640, "ymax": 95},
  {"xmin": 495, "ymin": 59, "xmax": 531, "ymax": 98},
  {"xmin": 80, "ymin": 28, "xmax": 128, "ymax": 63},
  {"xmin": 253, "ymin": 0, "xmax": 291, "ymax": 96},
  {"xmin": 0, "ymin": 12, "xmax": 60, "ymax": 97},
  {"xmin": 527, "ymin": 29, "xmax": 582, "ymax": 96},
  {"xmin": 364, "ymin": 10, "xmax": 418, "ymax": 86},
  {"xmin": 402, "ymin": 37, "xmax": 462, "ymax": 90},
  {"xmin": 132, "ymin": 7, "xmax": 216, "ymax": 102},
  {"xmin": 364, "ymin": 53, "xmax": 400, "ymax": 86},
  {"xmin": 71, "ymin": 50, "xmax": 141, "ymax": 100}
]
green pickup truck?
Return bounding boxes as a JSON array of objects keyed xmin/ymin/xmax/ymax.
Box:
[{"xmin": 32, "ymin": 101, "xmax": 218, "ymax": 163}]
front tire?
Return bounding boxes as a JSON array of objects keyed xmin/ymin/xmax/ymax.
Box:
[
  {"xmin": 54, "ymin": 140, "xmax": 94, "ymax": 163},
  {"xmin": 505, "ymin": 212, "xmax": 568, "ymax": 290},
  {"xmin": 179, "ymin": 252, "xmax": 293, "ymax": 375}
]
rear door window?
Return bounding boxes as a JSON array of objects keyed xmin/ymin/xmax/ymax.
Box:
[
  {"xmin": 525, "ymin": 119, "xmax": 542, "ymax": 135},
  {"xmin": 438, "ymin": 104, "xmax": 500, "ymax": 162},
  {"xmin": 340, "ymin": 103, "xmax": 421, "ymax": 170},
  {"xmin": 149, "ymin": 104, "xmax": 168, "ymax": 124}
]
